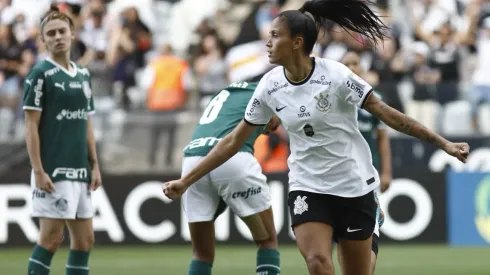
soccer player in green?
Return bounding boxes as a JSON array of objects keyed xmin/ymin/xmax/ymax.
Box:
[
  {"xmin": 23, "ymin": 5, "xmax": 101, "ymax": 275},
  {"xmin": 340, "ymin": 51, "xmax": 392, "ymax": 274},
  {"xmin": 179, "ymin": 79, "xmax": 281, "ymax": 275}
]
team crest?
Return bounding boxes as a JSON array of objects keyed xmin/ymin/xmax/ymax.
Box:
[
  {"xmin": 55, "ymin": 198, "xmax": 68, "ymax": 212},
  {"xmin": 314, "ymin": 92, "xmax": 331, "ymax": 113},
  {"xmin": 293, "ymin": 195, "xmax": 308, "ymax": 215},
  {"xmin": 82, "ymin": 81, "xmax": 92, "ymax": 110}
]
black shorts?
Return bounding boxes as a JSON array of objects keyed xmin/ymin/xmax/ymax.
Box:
[{"xmin": 288, "ymin": 190, "xmax": 377, "ymax": 241}]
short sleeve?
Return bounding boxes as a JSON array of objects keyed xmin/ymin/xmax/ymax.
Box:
[
  {"xmin": 23, "ymin": 69, "xmax": 46, "ymax": 112},
  {"xmin": 337, "ymin": 63, "xmax": 373, "ymax": 108},
  {"xmin": 244, "ymin": 77, "xmax": 274, "ymax": 125}
]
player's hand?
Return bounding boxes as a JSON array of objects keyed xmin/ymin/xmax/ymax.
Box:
[
  {"xmin": 380, "ymin": 173, "xmax": 391, "ymax": 193},
  {"xmin": 163, "ymin": 179, "xmax": 188, "ymax": 200},
  {"xmin": 444, "ymin": 142, "xmax": 470, "ymax": 163},
  {"xmin": 90, "ymin": 166, "xmax": 102, "ymax": 191},
  {"xmin": 34, "ymin": 170, "xmax": 55, "ymax": 193}
]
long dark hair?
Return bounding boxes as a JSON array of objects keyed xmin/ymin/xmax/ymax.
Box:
[{"xmin": 279, "ymin": 0, "xmax": 388, "ymax": 55}]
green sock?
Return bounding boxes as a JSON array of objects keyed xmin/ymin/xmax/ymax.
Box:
[
  {"xmin": 256, "ymin": 248, "xmax": 280, "ymax": 275},
  {"xmin": 28, "ymin": 244, "xmax": 54, "ymax": 275},
  {"xmin": 66, "ymin": 250, "xmax": 90, "ymax": 275},
  {"xmin": 188, "ymin": 259, "xmax": 212, "ymax": 275}
]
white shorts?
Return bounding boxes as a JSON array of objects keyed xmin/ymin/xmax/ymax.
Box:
[
  {"xmin": 182, "ymin": 152, "xmax": 271, "ymax": 223},
  {"xmin": 30, "ymin": 171, "xmax": 93, "ymax": 219}
]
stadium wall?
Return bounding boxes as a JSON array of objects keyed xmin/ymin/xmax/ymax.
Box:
[{"xmin": 1, "ymin": 139, "xmax": 489, "ymax": 247}]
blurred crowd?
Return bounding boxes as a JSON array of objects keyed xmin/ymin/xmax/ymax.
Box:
[{"xmin": 1, "ymin": 0, "xmax": 490, "ymax": 173}]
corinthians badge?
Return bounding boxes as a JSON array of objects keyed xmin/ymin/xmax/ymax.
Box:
[
  {"xmin": 82, "ymin": 81, "xmax": 92, "ymax": 110},
  {"xmin": 314, "ymin": 92, "xmax": 331, "ymax": 112}
]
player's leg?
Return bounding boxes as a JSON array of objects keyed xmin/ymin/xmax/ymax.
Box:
[
  {"xmin": 182, "ymin": 156, "xmax": 222, "ymax": 275},
  {"xmin": 370, "ymin": 190, "xmax": 382, "ymax": 275},
  {"xmin": 28, "ymin": 179, "xmax": 78, "ymax": 274},
  {"xmin": 214, "ymin": 153, "xmax": 280, "ymax": 275},
  {"xmin": 65, "ymin": 219, "xmax": 94, "ymax": 275},
  {"xmin": 336, "ymin": 191, "xmax": 377, "ymax": 275},
  {"xmin": 336, "ymin": 234, "xmax": 377, "ymax": 275},
  {"xmin": 240, "ymin": 208, "xmax": 280, "ymax": 275},
  {"xmin": 288, "ymin": 191, "xmax": 336, "ymax": 275},
  {"xmin": 28, "ymin": 218, "xmax": 65, "ymax": 275},
  {"xmin": 65, "ymin": 182, "xmax": 95, "ymax": 275}
]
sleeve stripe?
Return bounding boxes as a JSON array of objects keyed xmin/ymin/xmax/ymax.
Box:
[
  {"xmin": 360, "ymin": 89, "xmax": 373, "ymax": 109},
  {"xmin": 89, "ymin": 111, "xmax": 96, "ymax": 115},
  {"xmin": 23, "ymin": 106, "xmax": 43, "ymax": 111},
  {"xmin": 243, "ymin": 118, "xmax": 266, "ymax": 126}
]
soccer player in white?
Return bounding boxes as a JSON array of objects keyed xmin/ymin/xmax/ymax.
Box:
[{"xmin": 164, "ymin": 1, "xmax": 470, "ymax": 274}]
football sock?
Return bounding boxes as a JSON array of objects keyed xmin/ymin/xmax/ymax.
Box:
[
  {"xmin": 188, "ymin": 259, "xmax": 212, "ymax": 275},
  {"xmin": 27, "ymin": 244, "xmax": 54, "ymax": 275},
  {"xmin": 66, "ymin": 250, "xmax": 90, "ymax": 275},
  {"xmin": 256, "ymin": 248, "xmax": 280, "ymax": 275}
]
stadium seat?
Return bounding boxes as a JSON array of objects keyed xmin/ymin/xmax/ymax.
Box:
[
  {"xmin": 405, "ymin": 100, "xmax": 441, "ymax": 132},
  {"xmin": 441, "ymin": 100, "xmax": 473, "ymax": 136},
  {"xmin": 478, "ymin": 104, "xmax": 490, "ymax": 135}
]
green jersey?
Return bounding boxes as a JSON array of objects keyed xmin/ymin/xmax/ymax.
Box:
[
  {"xmin": 23, "ymin": 57, "xmax": 95, "ymax": 183},
  {"xmin": 357, "ymin": 91, "xmax": 385, "ymax": 169},
  {"xmin": 184, "ymin": 82, "xmax": 264, "ymax": 157}
]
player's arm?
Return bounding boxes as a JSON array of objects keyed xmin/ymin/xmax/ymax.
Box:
[
  {"xmin": 86, "ymin": 116, "xmax": 99, "ymax": 169},
  {"xmin": 181, "ymin": 121, "xmax": 261, "ymax": 186},
  {"xmin": 363, "ymin": 94, "xmax": 469, "ymax": 162},
  {"xmin": 23, "ymin": 69, "xmax": 45, "ymax": 174},
  {"xmin": 25, "ymin": 110, "xmax": 44, "ymax": 173},
  {"xmin": 337, "ymin": 63, "xmax": 469, "ymax": 163},
  {"xmin": 376, "ymin": 126, "xmax": 392, "ymax": 192}
]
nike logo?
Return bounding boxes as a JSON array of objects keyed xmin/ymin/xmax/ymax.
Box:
[
  {"xmin": 276, "ymin": 106, "xmax": 286, "ymax": 112},
  {"xmin": 347, "ymin": 227, "xmax": 362, "ymax": 233},
  {"xmin": 55, "ymin": 82, "xmax": 65, "ymax": 91},
  {"xmin": 25, "ymin": 79, "xmax": 33, "ymax": 86}
]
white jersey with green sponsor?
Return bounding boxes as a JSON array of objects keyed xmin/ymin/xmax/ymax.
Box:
[{"xmin": 23, "ymin": 57, "xmax": 95, "ymax": 183}]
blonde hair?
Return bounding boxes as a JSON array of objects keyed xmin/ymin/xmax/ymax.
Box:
[{"xmin": 40, "ymin": 4, "xmax": 74, "ymax": 31}]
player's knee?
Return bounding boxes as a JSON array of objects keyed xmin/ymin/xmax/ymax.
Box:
[
  {"xmin": 71, "ymin": 232, "xmax": 95, "ymax": 251},
  {"xmin": 306, "ymin": 254, "xmax": 334, "ymax": 275},
  {"xmin": 255, "ymin": 235, "xmax": 278, "ymax": 249},
  {"xmin": 38, "ymin": 231, "xmax": 64, "ymax": 251}
]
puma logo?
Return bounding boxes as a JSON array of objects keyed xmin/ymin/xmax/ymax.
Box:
[{"xmin": 55, "ymin": 82, "xmax": 65, "ymax": 91}]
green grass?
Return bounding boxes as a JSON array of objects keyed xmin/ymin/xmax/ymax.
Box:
[{"xmin": 2, "ymin": 245, "xmax": 490, "ymax": 274}]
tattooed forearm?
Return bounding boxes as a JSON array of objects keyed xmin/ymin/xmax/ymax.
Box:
[{"xmin": 363, "ymin": 94, "xmax": 448, "ymax": 149}]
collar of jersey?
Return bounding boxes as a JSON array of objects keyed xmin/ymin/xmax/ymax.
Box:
[
  {"xmin": 46, "ymin": 57, "xmax": 78, "ymax": 78},
  {"xmin": 282, "ymin": 57, "xmax": 316, "ymax": 86}
]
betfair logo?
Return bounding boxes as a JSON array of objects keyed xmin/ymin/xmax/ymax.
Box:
[{"xmin": 56, "ymin": 109, "xmax": 88, "ymax": 120}]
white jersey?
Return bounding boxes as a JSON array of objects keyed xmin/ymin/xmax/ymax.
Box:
[{"xmin": 244, "ymin": 57, "xmax": 380, "ymax": 197}]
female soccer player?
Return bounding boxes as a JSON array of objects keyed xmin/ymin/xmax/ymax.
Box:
[
  {"xmin": 181, "ymin": 79, "xmax": 281, "ymax": 275},
  {"xmin": 23, "ymin": 5, "xmax": 101, "ymax": 275},
  {"xmin": 164, "ymin": 1, "xmax": 470, "ymax": 275}
]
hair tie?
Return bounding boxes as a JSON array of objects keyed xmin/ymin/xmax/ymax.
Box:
[{"xmin": 304, "ymin": 11, "xmax": 315, "ymax": 22}]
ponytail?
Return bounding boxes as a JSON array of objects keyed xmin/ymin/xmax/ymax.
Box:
[
  {"xmin": 299, "ymin": 0, "xmax": 388, "ymax": 46},
  {"xmin": 278, "ymin": 0, "xmax": 387, "ymax": 55}
]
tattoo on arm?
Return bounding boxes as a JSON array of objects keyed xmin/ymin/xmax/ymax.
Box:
[{"xmin": 363, "ymin": 94, "xmax": 448, "ymax": 149}]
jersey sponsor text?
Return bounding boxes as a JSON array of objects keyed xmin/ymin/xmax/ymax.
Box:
[
  {"xmin": 56, "ymin": 109, "xmax": 88, "ymax": 121},
  {"xmin": 52, "ymin": 167, "xmax": 88, "ymax": 180},
  {"xmin": 183, "ymin": 137, "xmax": 222, "ymax": 151},
  {"xmin": 232, "ymin": 186, "xmax": 262, "ymax": 199}
]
